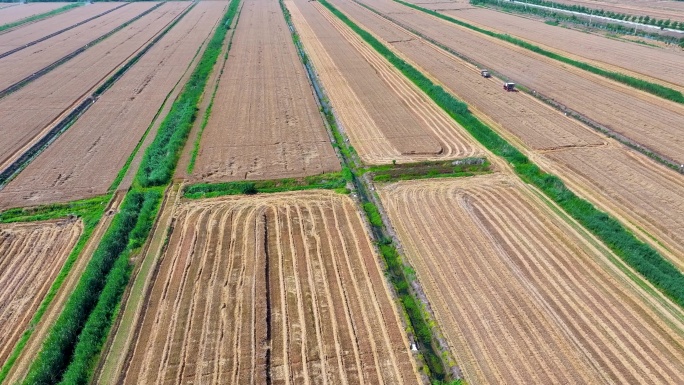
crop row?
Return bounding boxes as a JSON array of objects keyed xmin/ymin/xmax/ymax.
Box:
[
  {"xmin": 0, "ymin": 3, "xmax": 81, "ymax": 33},
  {"xmin": 319, "ymin": 0, "xmax": 684, "ymax": 306},
  {"xmin": 392, "ymin": 0, "xmax": 684, "ymax": 103},
  {"xmin": 135, "ymin": 0, "xmax": 241, "ymax": 187}
]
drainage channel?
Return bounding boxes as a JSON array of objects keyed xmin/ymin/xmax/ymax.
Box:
[
  {"xmin": 0, "ymin": 2, "xmax": 164, "ymax": 100},
  {"xmin": 0, "ymin": 2, "xmax": 130, "ymax": 59},
  {"xmin": 0, "ymin": 2, "xmax": 198, "ymax": 189}
]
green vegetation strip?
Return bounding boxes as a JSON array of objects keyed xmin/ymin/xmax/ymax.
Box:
[
  {"xmin": 136, "ymin": 0, "xmax": 241, "ymax": 187},
  {"xmin": 390, "ymin": 0, "xmax": 684, "ymax": 103},
  {"xmin": 21, "ymin": 189, "xmax": 162, "ymax": 385},
  {"xmin": 320, "ymin": 0, "xmax": 684, "ymax": 308},
  {"xmin": 284, "ymin": 1, "xmax": 454, "ymax": 381},
  {"xmin": 0, "ymin": 196, "xmax": 108, "ymax": 385},
  {"xmin": 474, "ymin": 0, "xmax": 684, "ymax": 31},
  {"xmin": 10, "ymin": 1, "xmax": 242, "ymax": 382},
  {"xmin": 471, "ymin": 0, "xmax": 684, "ymax": 47},
  {"xmin": 183, "ymin": 172, "xmax": 348, "ymax": 199},
  {"xmin": 367, "ymin": 158, "xmax": 490, "ymax": 183},
  {"xmin": 0, "ymin": 3, "xmax": 81, "ymax": 33}
]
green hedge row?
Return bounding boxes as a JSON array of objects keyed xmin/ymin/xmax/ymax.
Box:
[
  {"xmin": 320, "ymin": 0, "xmax": 684, "ymax": 306},
  {"xmin": 392, "ymin": 0, "xmax": 684, "ymax": 103},
  {"xmin": 183, "ymin": 172, "xmax": 348, "ymax": 199},
  {"xmin": 136, "ymin": 0, "xmax": 241, "ymax": 187},
  {"xmin": 0, "ymin": 197, "xmax": 108, "ymax": 384},
  {"xmin": 22, "ymin": 189, "xmax": 161, "ymax": 385},
  {"xmin": 0, "ymin": 3, "xmax": 81, "ymax": 33},
  {"xmin": 473, "ymin": 0, "xmax": 684, "ymax": 31}
]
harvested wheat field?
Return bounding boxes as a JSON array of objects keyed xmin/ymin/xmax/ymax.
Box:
[
  {"xmin": 0, "ymin": 218, "xmax": 82, "ymax": 367},
  {"xmin": 553, "ymin": 0, "xmax": 684, "ymax": 22},
  {"xmin": 191, "ymin": 0, "xmax": 339, "ymax": 182},
  {"xmin": 0, "ymin": 2, "xmax": 69, "ymax": 26},
  {"xmin": 286, "ymin": 0, "xmax": 484, "ymax": 165},
  {"xmin": 0, "ymin": 2, "xmax": 189, "ymax": 179},
  {"xmin": 121, "ymin": 191, "xmax": 420, "ymax": 384},
  {"xmin": 0, "ymin": 1, "xmax": 227, "ymax": 210},
  {"xmin": 327, "ymin": 0, "xmax": 684, "ymax": 265},
  {"xmin": 540, "ymin": 145, "xmax": 684, "ymax": 267},
  {"xmin": 0, "ymin": 2, "xmax": 124, "ymax": 53},
  {"xmin": 380, "ymin": 174, "xmax": 684, "ymax": 384},
  {"xmin": 442, "ymin": 6, "xmax": 684, "ymax": 90},
  {"xmin": 0, "ymin": 2, "xmax": 156, "ymax": 91},
  {"xmin": 353, "ymin": 0, "xmax": 684, "ymax": 165}
]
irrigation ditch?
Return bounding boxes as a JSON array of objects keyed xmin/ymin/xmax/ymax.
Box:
[
  {"xmin": 281, "ymin": 1, "xmax": 462, "ymax": 382},
  {"xmin": 0, "ymin": 2, "xmax": 197, "ymax": 190}
]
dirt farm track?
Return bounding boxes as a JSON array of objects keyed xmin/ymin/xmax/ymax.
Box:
[{"xmin": 0, "ymin": 0, "xmax": 683, "ymax": 384}]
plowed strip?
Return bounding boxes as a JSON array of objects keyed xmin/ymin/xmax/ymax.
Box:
[
  {"xmin": 191, "ymin": 0, "xmax": 339, "ymax": 182},
  {"xmin": 328, "ymin": 0, "xmax": 684, "ymax": 271},
  {"xmin": 0, "ymin": 219, "xmax": 82, "ymax": 366},
  {"xmin": 0, "ymin": 1, "xmax": 227, "ymax": 210},
  {"xmin": 353, "ymin": 0, "xmax": 684, "ymax": 165},
  {"xmin": 0, "ymin": 3, "xmax": 123, "ymax": 53},
  {"xmin": 121, "ymin": 191, "xmax": 421, "ymax": 384},
  {"xmin": 0, "ymin": 2, "xmax": 189, "ymax": 178},
  {"xmin": 379, "ymin": 175, "xmax": 684, "ymax": 385},
  {"xmin": 0, "ymin": 3, "xmax": 70, "ymax": 26},
  {"xmin": 287, "ymin": 0, "xmax": 484, "ymax": 165},
  {"xmin": 0, "ymin": 2, "xmax": 156, "ymax": 90}
]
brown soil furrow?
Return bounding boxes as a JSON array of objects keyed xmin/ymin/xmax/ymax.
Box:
[
  {"xmin": 0, "ymin": 1, "xmax": 226, "ymax": 210},
  {"xmin": 0, "ymin": 219, "xmax": 82, "ymax": 367},
  {"xmin": 0, "ymin": 2, "xmax": 156, "ymax": 91},
  {"xmin": 0, "ymin": 3, "xmax": 122, "ymax": 52},
  {"xmin": 0, "ymin": 3, "xmax": 189, "ymax": 172},
  {"xmin": 0, "ymin": 2, "xmax": 70, "ymax": 26}
]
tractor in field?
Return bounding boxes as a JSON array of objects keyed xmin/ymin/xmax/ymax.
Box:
[
  {"xmin": 480, "ymin": 69, "xmax": 490, "ymax": 78},
  {"xmin": 503, "ymin": 82, "xmax": 516, "ymax": 92}
]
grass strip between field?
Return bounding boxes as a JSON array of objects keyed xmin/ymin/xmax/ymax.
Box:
[
  {"xmin": 367, "ymin": 158, "xmax": 491, "ymax": 183},
  {"xmin": 282, "ymin": 2, "xmax": 459, "ymax": 382},
  {"xmin": 319, "ymin": 0, "xmax": 684, "ymax": 309},
  {"xmin": 13, "ymin": 2, "xmax": 242, "ymax": 383},
  {"xmin": 0, "ymin": 2, "xmax": 81, "ymax": 33},
  {"xmin": 0, "ymin": 195, "xmax": 109, "ymax": 384},
  {"xmin": 185, "ymin": 2, "xmax": 243, "ymax": 175},
  {"xmin": 136, "ymin": 0, "xmax": 241, "ymax": 187},
  {"xmin": 389, "ymin": 0, "xmax": 684, "ymax": 104},
  {"xmin": 183, "ymin": 172, "xmax": 349, "ymax": 199}
]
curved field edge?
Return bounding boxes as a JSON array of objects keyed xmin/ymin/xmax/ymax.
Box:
[
  {"xmin": 390, "ymin": 0, "xmax": 684, "ymax": 104},
  {"xmin": 318, "ymin": 0, "xmax": 684, "ymax": 307},
  {"xmin": 0, "ymin": 196, "xmax": 109, "ymax": 384},
  {"xmin": 282, "ymin": 1, "xmax": 459, "ymax": 381},
  {"xmin": 0, "ymin": 3, "xmax": 81, "ymax": 33},
  {"xmin": 13, "ymin": 2, "xmax": 241, "ymax": 383},
  {"xmin": 135, "ymin": 0, "xmax": 242, "ymax": 188}
]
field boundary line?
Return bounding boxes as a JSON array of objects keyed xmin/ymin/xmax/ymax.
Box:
[
  {"xmin": 0, "ymin": 2, "xmax": 196, "ymax": 190},
  {"xmin": 388, "ymin": 0, "xmax": 684, "ymax": 104},
  {"xmin": 319, "ymin": 0, "xmax": 684, "ymax": 309},
  {"xmin": 283, "ymin": 1, "xmax": 457, "ymax": 381},
  {"xmin": 0, "ymin": 3, "xmax": 82, "ymax": 35},
  {"xmin": 0, "ymin": 3, "xmax": 128, "ymax": 59},
  {"xmin": 0, "ymin": 3, "xmax": 163, "ymax": 99}
]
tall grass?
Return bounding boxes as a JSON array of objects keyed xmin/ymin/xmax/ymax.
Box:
[
  {"xmin": 320, "ymin": 0, "xmax": 684, "ymax": 307},
  {"xmin": 135, "ymin": 0, "xmax": 241, "ymax": 187},
  {"xmin": 0, "ymin": 3, "xmax": 81, "ymax": 33},
  {"xmin": 391, "ymin": 0, "xmax": 684, "ymax": 103}
]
